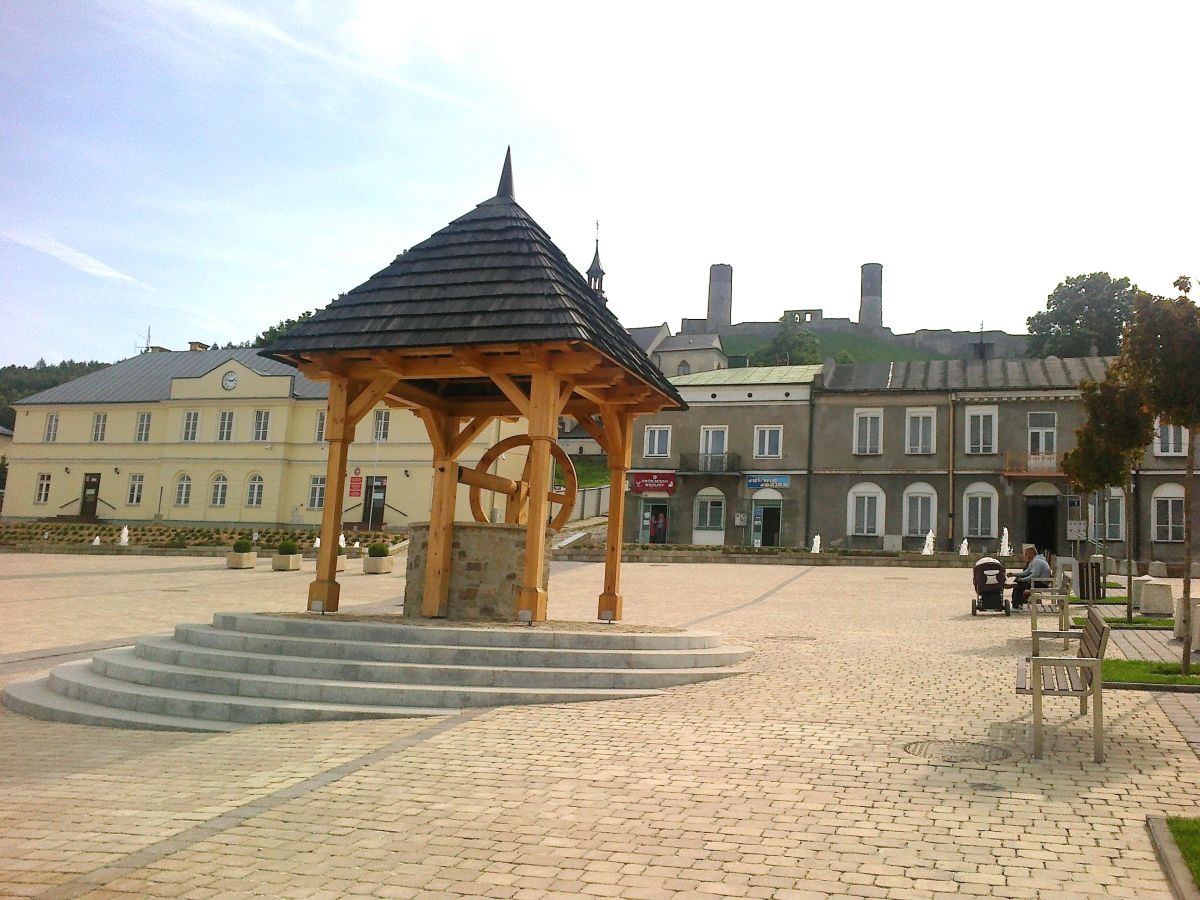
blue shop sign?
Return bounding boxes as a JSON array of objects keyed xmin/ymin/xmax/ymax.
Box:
[{"xmin": 746, "ymin": 474, "xmax": 791, "ymax": 490}]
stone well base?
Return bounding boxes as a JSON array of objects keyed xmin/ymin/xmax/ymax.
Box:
[{"xmin": 405, "ymin": 522, "xmax": 551, "ymax": 621}]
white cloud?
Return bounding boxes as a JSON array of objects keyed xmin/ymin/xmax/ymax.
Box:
[{"xmin": 1, "ymin": 227, "xmax": 154, "ymax": 290}]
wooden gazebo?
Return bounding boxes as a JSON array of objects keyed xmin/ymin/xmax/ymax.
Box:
[{"xmin": 262, "ymin": 151, "xmax": 684, "ymax": 622}]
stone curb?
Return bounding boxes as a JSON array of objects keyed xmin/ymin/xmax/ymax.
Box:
[
  {"xmin": 1147, "ymin": 816, "xmax": 1200, "ymax": 900},
  {"xmin": 555, "ymin": 550, "xmax": 982, "ymax": 567},
  {"xmin": 1105, "ymin": 681, "xmax": 1200, "ymax": 694}
]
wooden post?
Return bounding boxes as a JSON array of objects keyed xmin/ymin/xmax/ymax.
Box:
[
  {"xmin": 308, "ymin": 377, "xmax": 353, "ymax": 613},
  {"xmin": 599, "ymin": 409, "xmax": 633, "ymax": 621},
  {"xmin": 421, "ymin": 412, "xmax": 460, "ymax": 618},
  {"xmin": 518, "ymin": 369, "xmax": 559, "ymax": 621}
]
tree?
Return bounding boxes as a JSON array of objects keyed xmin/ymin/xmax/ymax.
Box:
[
  {"xmin": 834, "ymin": 350, "xmax": 856, "ymax": 364},
  {"xmin": 749, "ymin": 317, "xmax": 821, "ymax": 366},
  {"xmin": 1062, "ymin": 372, "xmax": 1154, "ymax": 623},
  {"xmin": 1120, "ymin": 278, "xmax": 1200, "ymax": 672},
  {"xmin": 252, "ymin": 310, "xmax": 317, "ymax": 348},
  {"xmin": 1027, "ymin": 273, "xmax": 1138, "ymax": 358}
]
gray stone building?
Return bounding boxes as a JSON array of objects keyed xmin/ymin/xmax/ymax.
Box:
[{"xmin": 623, "ymin": 366, "xmax": 820, "ymax": 547}]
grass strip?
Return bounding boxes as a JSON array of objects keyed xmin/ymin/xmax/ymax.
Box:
[
  {"xmin": 1074, "ymin": 615, "xmax": 1174, "ymax": 630},
  {"xmin": 1103, "ymin": 659, "xmax": 1200, "ymax": 686},
  {"xmin": 1167, "ymin": 817, "xmax": 1200, "ymax": 890}
]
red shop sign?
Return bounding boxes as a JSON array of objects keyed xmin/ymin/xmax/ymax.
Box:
[
  {"xmin": 348, "ymin": 475, "xmax": 363, "ymax": 498},
  {"xmin": 631, "ymin": 472, "xmax": 676, "ymax": 493}
]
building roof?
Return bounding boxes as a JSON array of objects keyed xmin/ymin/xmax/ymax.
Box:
[
  {"xmin": 627, "ymin": 324, "xmax": 668, "ymax": 353},
  {"xmin": 261, "ymin": 150, "xmax": 683, "ymax": 409},
  {"xmin": 15, "ymin": 348, "xmax": 327, "ymax": 405},
  {"xmin": 671, "ymin": 365, "xmax": 823, "ymax": 387},
  {"xmin": 820, "ymin": 356, "xmax": 1113, "ymax": 392},
  {"xmin": 655, "ymin": 333, "xmax": 723, "ymax": 353}
]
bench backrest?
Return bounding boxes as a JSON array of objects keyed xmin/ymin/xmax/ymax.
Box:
[{"xmin": 1079, "ymin": 606, "xmax": 1111, "ymax": 683}]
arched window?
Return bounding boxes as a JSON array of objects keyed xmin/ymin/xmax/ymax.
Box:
[
  {"xmin": 677, "ymin": 360, "xmax": 691, "ymax": 376},
  {"xmin": 1088, "ymin": 487, "xmax": 1124, "ymax": 542},
  {"xmin": 963, "ymin": 481, "xmax": 999, "ymax": 539},
  {"xmin": 174, "ymin": 474, "xmax": 191, "ymax": 507},
  {"xmin": 902, "ymin": 482, "xmax": 937, "ymax": 537},
  {"xmin": 847, "ymin": 482, "xmax": 885, "ymax": 536},
  {"xmin": 210, "ymin": 474, "xmax": 228, "ymax": 507},
  {"xmin": 693, "ymin": 487, "xmax": 725, "ymax": 531},
  {"xmin": 246, "ymin": 474, "xmax": 264, "ymax": 508},
  {"xmin": 1153, "ymin": 483, "xmax": 1185, "ymax": 542}
]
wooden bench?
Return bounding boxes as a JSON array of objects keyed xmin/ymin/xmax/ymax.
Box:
[
  {"xmin": 1016, "ymin": 605, "xmax": 1110, "ymax": 762},
  {"xmin": 1028, "ymin": 571, "xmax": 1071, "ymax": 640}
]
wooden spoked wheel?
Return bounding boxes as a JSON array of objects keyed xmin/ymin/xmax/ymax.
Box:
[{"xmin": 467, "ymin": 434, "xmax": 578, "ymax": 530}]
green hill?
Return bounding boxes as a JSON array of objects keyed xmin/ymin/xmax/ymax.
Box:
[{"xmin": 722, "ymin": 331, "xmax": 953, "ymax": 364}]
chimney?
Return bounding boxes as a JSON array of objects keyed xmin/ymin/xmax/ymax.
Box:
[
  {"xmin": 706, "ymin": 264, "xmax": 733, "ymax": 332},
  {"xmin": 148, "ymin": 346, "xmax": 170, "ymax": 353},
  {"xmin": 858, "ymin": 263, "xmax": 883, "ymax": 330},
  {"xmin": 188, "ymin": 341, "xmax": 211, "ymax": 352}
]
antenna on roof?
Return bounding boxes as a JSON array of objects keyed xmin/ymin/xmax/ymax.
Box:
[{"xmin": 135, "ymin": 326, "xmax": 152, "ymax": 354}]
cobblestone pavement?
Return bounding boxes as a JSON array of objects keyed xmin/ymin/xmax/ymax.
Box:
[{"xmin": 2, "ymin": 554, "xmax": 1199, "ymax": 898}]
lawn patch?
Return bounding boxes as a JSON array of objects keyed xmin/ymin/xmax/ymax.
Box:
[
  {"xmin": 1074, "ymin": 615, "xmax": 1173, "ymax": 630},
  {"xmin": 1167, "ymin": 817, "xmax": 1200, "ymax": 891},
  {"xmin": 1103, "ymin": 659, "xmax": 1200, "ymax": 686}
]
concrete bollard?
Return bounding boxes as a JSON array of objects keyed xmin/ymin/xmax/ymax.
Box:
[
  {"xmin": 1142, "ymin": 582, "xmax": 1174, "ymax": 617},
  {"xmin": 1148, "ymin": 561, "xmax": 1169, "ymax": 578},
  {"xmin": 1132, "ymin": 575, "xmax": 1154, "ymax": 610}
]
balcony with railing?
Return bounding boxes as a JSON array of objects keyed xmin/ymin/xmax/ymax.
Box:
[
  {"xmin": 679, "ymin": 452, "xmax": 741, "ymax": 474},
  {"xmin": 1003, "ymin": 451, "xmax": 1063, "ymax": 475}
]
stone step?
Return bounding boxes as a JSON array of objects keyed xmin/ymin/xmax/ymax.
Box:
[
  {"xmin": 176, "ymin": 624, "xmax": 751, "ymax": 670},
  {"xmin": 47, "ymin": 660, "xmax": 453, "ymax": 725},
  {"xmin": 136, "ymin": 636, "xmax": 741, "ymax": 690},
  {"xmin": 2, "ymin": 676, "xmax": 243, "ymax": 733},
  {"xmin": 212, "ymin": 613, "xmax": 721, "ymax": 651},
  {"xmin": 92, "ymin": 648, "xmax": 664, "ymax": 708}
]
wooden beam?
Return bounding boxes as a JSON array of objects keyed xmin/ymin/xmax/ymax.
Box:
[
  {"xmin": 488, "ymin": 372, "xmax": 531, "ymax": 417},
  {"xmin": 556, "ymin": 379, "xmax": 576, "ymax": 416},
  {"xmin": 308, "ymin": 377, "xmax": 353, "ymax": 613},
  {"xmin": 448, "ymin": 415, "xmax": 495, "ymax": 459},
  {"xmin": 382, "ymin": 380, "xmax": 451, "ymax": 414},
  {"xmin": 346, "ymin": 373, "xmax": 398, "ymax": 426},
  {"xmin": 419, "ymin": 412, "xmax": 462, "ymax": 618},
  {"xmin": 417, "ymin": 410, "xmax": 449, "ymax": 458},
  {"xmin": 519, "ymin": 369, "xmax": 559, "ymax": 622},
  {"xmin": 572, "ymin": 415, "xmax": 610, "ymax": 455},
  {"xmin": 456, "ymin": 465, "xmax": 518, "ymax": 496},
  {"xmin": 598, "ymin": 408, "xmax": 635, "ymax": 622}
]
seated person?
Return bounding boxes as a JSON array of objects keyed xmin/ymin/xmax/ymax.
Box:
[{"xmin": 1010, "ymin": 546, "xmax": 1052, "ymax": 609}]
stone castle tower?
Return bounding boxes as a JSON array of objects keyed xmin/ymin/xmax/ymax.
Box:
[
  {"xmin": 706, "ymin": 264, "xmax": 733, "ymax": 331},
  {"xmin": 858, "ymin": 262, "xmax": 883, "ymax": 329}
]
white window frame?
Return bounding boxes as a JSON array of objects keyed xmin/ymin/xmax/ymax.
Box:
[
  {"xmin": 210, "ymin": 474, "xmax": 228, "ymax": 507},
  {"xmin": 126, "ymin": 473, "xmax": 144, "ymax": 506},
  {"xmin": 246, "ymin": 474, "xmax": 264, "ymax": 507},
  {"xmin": 373, "ymin": 409, "xmax": 390, "ymax": 443},
  {"xmin": 34, "ymin": 473, "xmax": 51, "ymax": 504},
  {"xmin": 217, "ymin": 410, "xmax": 234, "ymax": 442},
  {"xmin": 252, "ymin": 410, "xmax": 270, "ymax": 442},
  {"xmin": 91, "ymin": 412, "xmax": 107, "ymax": 443},
  {"xmin": 853, "ymin": 408, "xmax": 883, "ymax": 456},
  {"xmin": 902, "ymin": 482, "xmax": 937, "ymax": 537},
  {"xmin": 1028, "ymin": 411, "xmax": 1057, "ymax": 457},
  {"xmin": 135, "ymin": 412, "xmax": 152, "ymax": 443},
  {"xmin": 175, "ymin": 474, "xmax": 191, "ymax": 507},
  {"xmin": 644, "ymin": 425, "xmax": 671, "ymax": 458},
  {"xmin": 753, "ymin": 425, "xmax": 783, "ymax": 459},
  {"xmin": 43, "ymin": 413, "xmax": 58, "ymax": 443},
  {"xmin": 315, "ymin": 410, "xmax": 326, "ymax": 443},
  {"xmin": 693, "ymin": 489, "xmax": 726, "ymax": 531},
  {"xmin": 308, "ymin": 475, "xmax": 326, "ymax": 510},
  {"xmin": 699, "ymin": 425, "xmax": 728, "ymax": 471},
  {"xmin": 1153, "ymin": 483, "xmax": 1185, "ymax": 542},
  {"xmin": 1155, "ymin": 420, "xmax": 1188, "ymax": 457},
  {"xmin": 963, "ymin": 481, "xmax": 999, "ymax": 538},
  {"xmin": 965, "ymin": 406, "xmax": 997, "ymax": 455},
  {"xmin": 905, "ymin": 407, "xmax": 936, "ymax": 455},
  {"xmin": 182, "ymin": 411, "xmax": 199, "ymax": 443},
  {"xmin": 846, "ymin": 482, "xmax": 885, "ymax": 537}
]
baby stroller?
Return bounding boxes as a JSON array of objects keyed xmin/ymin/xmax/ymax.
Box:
[{"xmin": 972, "ymin": 556, "xmax": 1011, "ymax": 616}]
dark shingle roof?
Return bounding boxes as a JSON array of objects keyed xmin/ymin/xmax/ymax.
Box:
[
  {"xmin": 655, "ymin": 333, "xmax": 723, "ymax": 352},
  {"xmin": 820, "ymin": 356, "xmax": 1113, "ymax": 392},
  {"xmin": 260, "ymin": 154, "xmax": 683, "ymax": 409},
  {"xmin": 15, "ymin": 349, "xmax": 326, "ymax": 405},
  {"xmin": 627, "ymin": 325, "xmax": 667, "ymax": 353}
]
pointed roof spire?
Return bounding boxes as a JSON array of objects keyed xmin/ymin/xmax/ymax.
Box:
[
  {"xmin": 587, "ymin": 221, "xmax": 604, "ymax": 278},
  {"xmin": 496, "ymin": 146, "xmax": 515, "ymax": 199}
]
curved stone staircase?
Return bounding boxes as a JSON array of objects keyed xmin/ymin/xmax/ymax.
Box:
[{"xmin": 2, "ymin": 614, "xmax": 752, "ymax": 732}]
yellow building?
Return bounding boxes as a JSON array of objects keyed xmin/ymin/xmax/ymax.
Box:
[{"xmin": 4, "ymin": 347, "xmax": 521, "ymax": 529}]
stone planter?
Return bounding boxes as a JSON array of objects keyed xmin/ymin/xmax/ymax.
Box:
[
  {"xmin": 272, "ymin": 553, "xmax": 302, "ymax": 571},
  {"xmin": 1132, "ymin": 575, "xmax": 1154, "ymax": 610},
  {"xmin": 336, "ymin": 555, "xmax": 346, "ymax": 572},
  {"xmin": 1173, "ymin": 597, "xmax": 1199, "ymax": 639},
  {"xmin": 1142, "ymin": 582, "xmax": 1174, "ymax": 617},
  {"xmin": 226, "ymin": 551, "xmax": 257, "ymax": 570},
  {"xmin": 363, "ymin": 556, "xmax": 393, "ymax": 575}
]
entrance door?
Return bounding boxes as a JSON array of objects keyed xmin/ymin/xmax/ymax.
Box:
[
  {"xmin": 362, "ymin": 476, "xmax": 387, "ymax": 529},
  {"xmin": 754, "ymin": 504, "xmax": 782, "ymax": 547},
  {"xmin": 699, "ymin": 426, "xmax": 727, "ymax": 472},
  {"xmin": 640, "ymin": 500, "xmax": 670, "ymax": 544},
  {"xmin": 80, "ymin": 473, "xmax": 101, "ymax": 518},
  {"xmin": 1025, "ymin": 496, "xmax": 1057, "ymax": 555}
]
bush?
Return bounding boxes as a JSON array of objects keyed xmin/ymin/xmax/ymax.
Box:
[
  {"xmin": 367, "ymin": 542, "xmax": 389, "ymax": 558},
  {"xmin": 166, "ymin": 538, "xmax": 187, "ymax": 549},
  {"xmin": 337, "ymin": 546, "xmax": 346, "ymax": 556},
  {"xmin": 232, "ymin": 538, "xmax": 253, "ymax": 553},
  {"xmin": 277, "ymin": 539, "xmax": 299, "ymax": 555}
]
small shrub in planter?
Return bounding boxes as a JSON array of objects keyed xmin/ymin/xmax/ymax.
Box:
[
  {"xmin": 166, "ymin": 538, "xmax": 187, "ymax": 549},
  {"xmin": 273, "ymin": 538, "xmax": 302, "ymax": 571},
  {"xmin": 227, "ymin": 538, "xmax": 256, "ymax": 569},
  {"xmin": 363, "ymin": 543, "xmax": 393, "ymax": 575}
]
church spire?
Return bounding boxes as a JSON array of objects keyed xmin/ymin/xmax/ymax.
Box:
[
  {"xmin": 587, "ymin": 220, "xmax": 605, "ymax": 300},
  {"xmin": 496, "ymin": 146, "xmax": 515, "ymax": 199}
]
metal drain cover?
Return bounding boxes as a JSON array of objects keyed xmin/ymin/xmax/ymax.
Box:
[{"xmin": 903, "ymin": 740, "xmax": 1011, "ymax": 763}]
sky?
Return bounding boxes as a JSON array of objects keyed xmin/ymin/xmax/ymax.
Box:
[{"xmin": 2, "ymin": 1, "xmax": 1199, "ymax": 366}]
